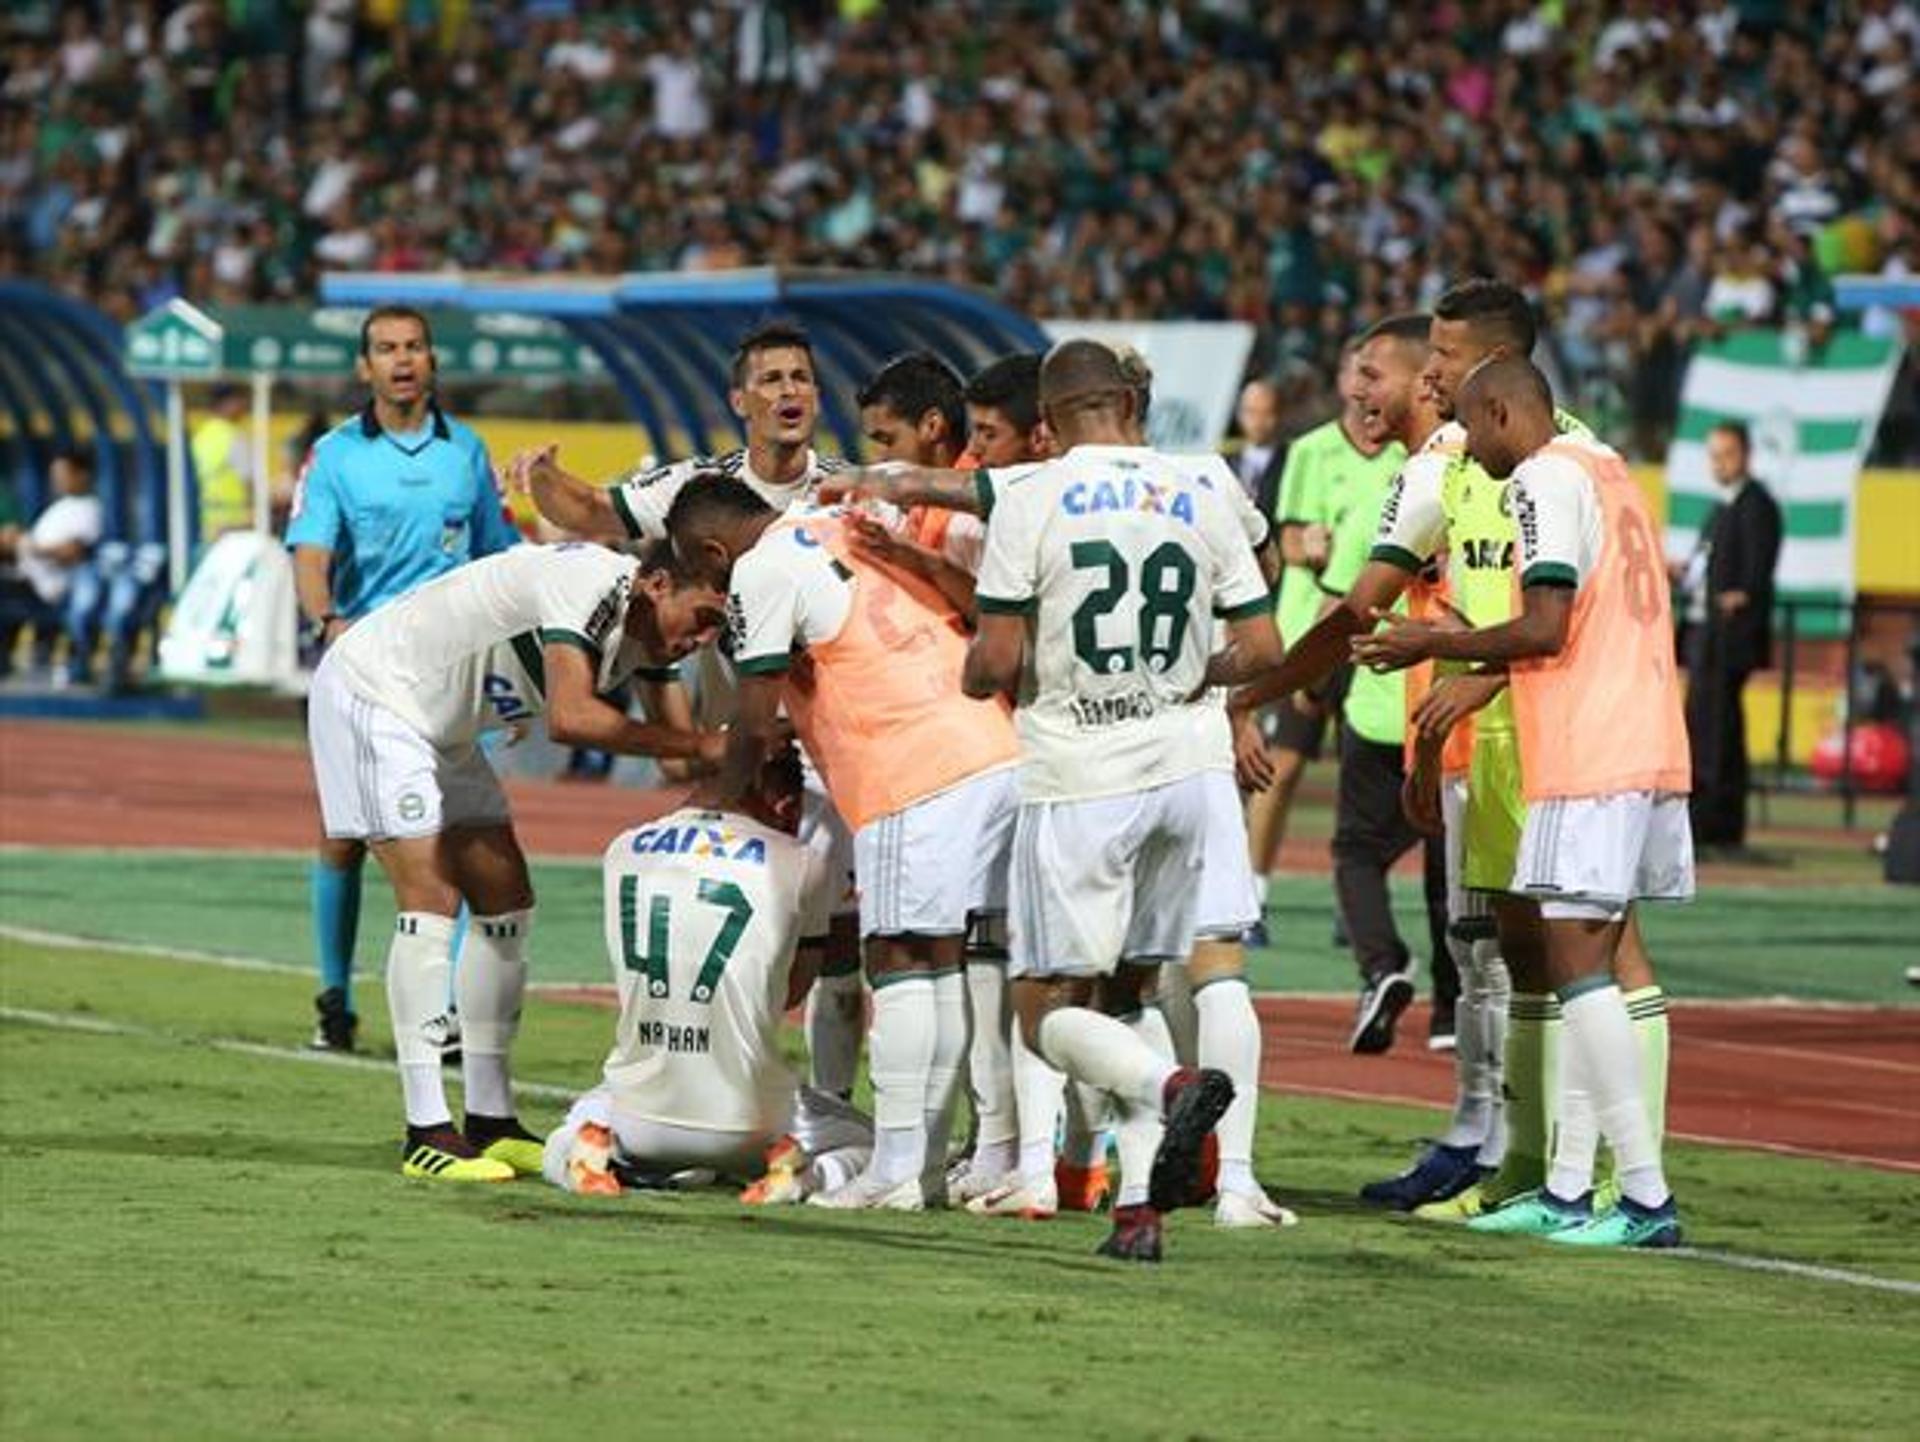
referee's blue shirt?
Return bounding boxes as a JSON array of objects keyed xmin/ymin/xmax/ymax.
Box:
[{"xmin": 286, "ymin": 401, "xmax": 520, "ymax": 618}]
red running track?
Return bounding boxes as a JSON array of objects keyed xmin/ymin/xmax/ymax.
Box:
[{"xmin": 4, "ymin": 721, "xmax": 1915, "ymax": 1173}]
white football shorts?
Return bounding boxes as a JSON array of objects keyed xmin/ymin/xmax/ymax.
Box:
[
  {"xmin": 854, "ymin": 764, "xmax": 1017, "ymax": 939},
  {"xmin": 1512, "ymin": 790, "xmax": 1696, "ymax": 921},
  {"xmin": 1009, "ymin": 771, "xmax": 1209, "ymax": 979},
  {"xmin": 309, "ymin": 655, "xmax": 509, "ymax": 841}
]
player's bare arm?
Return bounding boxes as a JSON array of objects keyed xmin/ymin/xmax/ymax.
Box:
[
  {"xmin": 817, "ymin": 463, "xmax": 983, "ymax": 515},
  {"xmin": 1411, "ymin": 670, "xmax": 1508, "ymax": 745},
  {"xmin": 961, "ymin": 611, "xmax": 1024, "ymax": 700},
  {"xmin": 506, "ymin": 444, "xmax": 624, "ymax": 543},
  {"xmin": 543, "ymin": 643, "xmax": 724, "ymax": 762},
  {"xmin": 1277, "ymin": 521, "xmax": 1331, "ymax": 571},
  {"xmin": 1230, "ymin": 557, "xmax": 1410, "ymax": 713},
  {"xmin": 699, "ymin": 669, "xmax": 787, "ymax": 811},
  {"xmin": 1203, "ymin": 611, "xmax": 1286, "ymax": 691},
  {"xmin": 1353, "ymin": 585, "xmax": 1573, "ymax": 672},
  {"xmin": 842, "ymin": 511, "xmax": 977, "ymax": 620},
  {"xmin": 632, "ymin": 673, "xmax": 705, "ymax": 781}
]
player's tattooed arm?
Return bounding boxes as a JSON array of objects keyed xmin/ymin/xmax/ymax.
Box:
[
  {"xmin": 1203, "ymin": 611, "xmax": 1286, "ymax": 691},
  {"xmin": 962, "ymin": 612, "xmax": 1024, "ymax": 700},
  {"xmin": 1354, "ymin": 585, "xmax": 1573, "ymax": 671},
  {"xmin": 817, "ymin": 463, "xmax": 984, "ymax": 515}
]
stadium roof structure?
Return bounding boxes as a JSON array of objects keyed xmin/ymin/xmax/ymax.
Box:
[
  {"xmin": 318, "ymin": 268, "xmax": 1051, "ymax": 459},
  {"xmin": 0, "ymin": 281, "xmax": 166, "ymax": 544}
]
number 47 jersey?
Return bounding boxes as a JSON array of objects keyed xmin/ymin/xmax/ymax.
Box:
[
  {"xmin": 599, "ymin": 808, "xmax": 826, "ymax": 1136},
  {"xmin": 975, "ymin": 444, "xmax": 1272, "ymax": 803}
]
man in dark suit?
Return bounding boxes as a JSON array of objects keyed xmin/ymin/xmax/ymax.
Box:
[
  {"xmin": 1231, "ymin": 378, "xmax": 1288, "ymax": 517},
  {"xmin": 1685, "ymin": 420, "xmax": 1783, "ymax": 851}
]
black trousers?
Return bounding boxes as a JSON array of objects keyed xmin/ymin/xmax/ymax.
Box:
[
  {"xmin": 1332, "ymin": 722, "xmax": 1456, "ymax": 1000},
  {"xmin": 1687, "ymin": 659, "xmax": 1752, "ymax": 847}
]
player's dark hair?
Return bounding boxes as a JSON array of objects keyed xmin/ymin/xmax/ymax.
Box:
[
  {"xmin": 1361, "ymin": 312, "xmax": 1433, "ymax": 350},
  {"xmin": 731, "ymin": 320, "xmax": 814, "ymax": 388},
  {"xmin": 663, "ymin": 472, "xmax": 775, "ymax": 540},
  {"xmin": 1462, "ymin": 355, "xmax": 1555, "ymax": 414},
  {"xmin": 1039, "ymin": 338, "xmax": 1132, "ymax": 411},
  {"xmin": 856, "ymin": 352, "xmax": 966, "ymax": 441},
  {"xmin": 359, "ymin": 305, "xmax": 433, "ymax": 356},
  {"xmin": 964, "ymin": 353, "xmax": 1042, "ymax": 433},
  {"xmin": 51, "ymin": 444, "xmax": 94, "ymax": 473},
  {"xmin": 1433, "ymin": 279, "xmax": 1537, "ymax": 355},
  {"xmin": 1708, "ymin": 418, "xmax": 1751, "ymax": 455}
]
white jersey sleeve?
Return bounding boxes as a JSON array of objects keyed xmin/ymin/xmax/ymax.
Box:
[
  {"xmin": 1193, "ymin": 454, "xmax": 1273, "ymax": 550},
  {"xmin": 726, "ymin": 521, "xmax": 854, "ymax": 674},
  {"xmin": 974, "ymin": 477, "xmax": 1043, "ymax": 615},
  {"xmin": 609, "ymin": 456, "xmax": 703, "ymax": 542},
  {"xmin": 1369, "ymin": 450, "xmax": 1450, "ymax": 570},
  {"xmin": 938, "ymin": 511, "xmax": 987, "ymax": 576},
  {"xmin": 1197, "ymin": 482, "xmax": 1273, "ymax": 620},
  {"xmin": 1513, "ymin": 454, "xmax": 1604, "ymax": 589},
  {"xmin": 599, "ymin": 809, "xmax": 817, "ymax": 1134}
]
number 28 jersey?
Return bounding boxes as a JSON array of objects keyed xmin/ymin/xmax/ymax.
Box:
[
  {"xmin": 599, "ymin": 808, "xmax": 824, "ymax": 1135},
  {"xmin": 975, "ymin": 444, "xmax": 1270, "ymax": 804}
]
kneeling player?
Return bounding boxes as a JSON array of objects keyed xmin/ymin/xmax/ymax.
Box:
[{"xmin": 546, "ymin": 748, "xmax": 874, "ymax": 1199}]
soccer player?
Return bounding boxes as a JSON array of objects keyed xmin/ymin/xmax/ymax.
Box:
[
  {"xmin": 1322, "ymin": 315, "xmax": 1512, "ymax": 1206},
  {"xmin": 665, "ymin": 478, "xmax": 1020, "ymax": 1211},
  {"xmin": 307, "ymin": 539, "xmax": 727, "ymax": 1180},
  {"xmin": 850, "ymin": 351, "xmax": 1038, "ymax": 1204},
  {"xmin": 961, "ymin": 353, "xmax": 1049, "ymax": 468},
  {"xmin": 288, "ymin": 305, "xmax": 521, "ymax": 1054},
  {"xmin": 965, "ymin": 340, "xmax": 1281, "ymax": 1260},
  {"xmin": 544, "ymin": 746, "xmax": 874, "ymax": 1201},
  {"xmin": 509, "ymin": 321, "xmax": 867, "ymax": 1104},
  {"xmin": 1233, "ymin": 279, "xmax": 1670, "ymax": 1220},
  {"xmin": 1353, "ymin": 357, "xmax": 1690, "ymax": 1248},
  {"xmin": 1244, "ymin": 343, "xmax": 1400, "ymax": 946}
]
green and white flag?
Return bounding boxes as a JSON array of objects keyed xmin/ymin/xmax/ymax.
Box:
[{"xmin": 1665, "ymin": 330, "xmax": 1903, "ymax": 633}]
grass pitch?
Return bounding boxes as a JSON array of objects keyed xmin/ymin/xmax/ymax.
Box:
[{"xmin": 2, "ymin": 934, "xmax": 1916, "ymax": 1442}]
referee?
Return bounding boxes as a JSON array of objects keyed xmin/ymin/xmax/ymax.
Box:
[{"xmin": 287, "ymin": 305, "xmax": 521, "ymax": 1051}]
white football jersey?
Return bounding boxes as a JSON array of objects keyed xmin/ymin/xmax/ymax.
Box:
[
  {"xmin": 599, "ymin": 807, "xmax": 823, "ymax": 1134},
  {"xmin": 331, "ymin": 543, "xmax": 645, "ymax": 748},
  {"xmin": 974, "ymin": 444, "xmax": 1270, "ymax": 802},
  {"xmin": 1183, "ymin": 454, "xmax": 1274, "ymax": 771},
  {"xmin": 609, "ymin": 448, "xmax": 844, "ymax": 543}
]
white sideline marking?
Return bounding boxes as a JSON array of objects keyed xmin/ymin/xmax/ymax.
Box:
[
  {"xmin": 0, "ymin": 924, "xmax": 585, "ymax": 993},
  {"xmin": 4, "ymin": 1004, "xmax": 1916, "ymax": 1297},
  {"xmin": 1669, "ymin": 1248, "xmax": 1920, "ymax": 1298},
  {"xmin": 6, "ymin": 1006, "xmax": 1915, "ymax": 1298},
  {"xmin": 0, "ymin": 1004, "xmax": 577, "ymax": 1102}
]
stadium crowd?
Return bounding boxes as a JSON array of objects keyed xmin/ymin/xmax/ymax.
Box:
[{"xmin": 4, "ymin": 0, "xmax": 1918, "ymax": 456}]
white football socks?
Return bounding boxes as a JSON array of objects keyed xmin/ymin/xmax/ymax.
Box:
[
  {"xmin": 458, "ymin": 908, "xmax": 531, "ymax": 1119},
  {"xmin": 924, "ymin": 968, "xmax": 970, "ymax": 1177},
  {"xmin": 963, "ymin": 958, "xmax": 1017, "ymax": 1174},
  {"xmin": 1195, "ymin": 976, "xmax": 1261, "ymax": 1197},
  {"xmin": 387, "ymin": 911, "xmax": 459, "ymax": 1128},
  {"xmin": 1011, "ymin": 1023, "xmax": 1066, "ymax": 1187},
  {"xmin": 866, "ymin": 975, "xmax": 936, "ymax": 1185},
  {"xmin": 1561, "ymin": 981, "xmax": 1669, "ymax": 1208}
]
